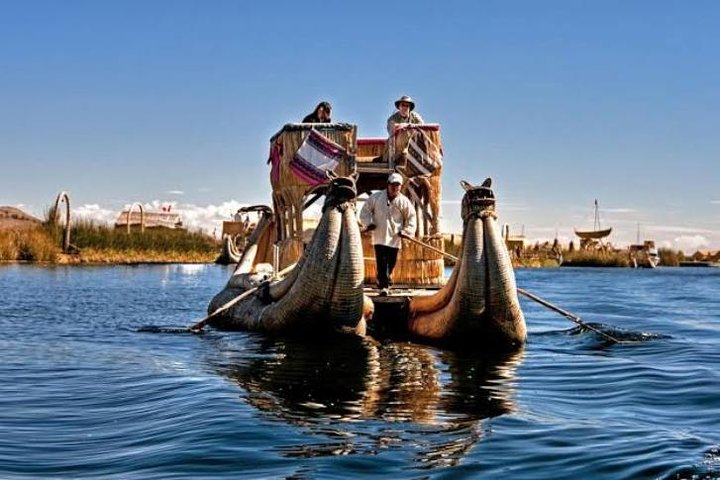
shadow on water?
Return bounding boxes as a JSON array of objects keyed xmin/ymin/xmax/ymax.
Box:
[{"xmin": 204, "ymin": 333, "xmax": 524, "ymax": 469}]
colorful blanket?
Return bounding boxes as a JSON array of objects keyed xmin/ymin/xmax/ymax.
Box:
[
  {"xmin": 406, "ymin": 130, "xmax": 442, "ymax": 176},
  {"xmin": 290, "ymin": 129, "xmax": 344, "ymax": 186}
]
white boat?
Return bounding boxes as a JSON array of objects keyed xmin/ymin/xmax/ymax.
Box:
[{"xmin": 629, "ymin": 241, "xmax": 660, "ymax": 268}]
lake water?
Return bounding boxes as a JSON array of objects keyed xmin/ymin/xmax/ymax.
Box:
[{"xmin": 1, "ymin": 264, "xmax": 719, "ymax": 479}]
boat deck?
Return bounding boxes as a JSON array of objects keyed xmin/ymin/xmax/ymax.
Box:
[
  {"xmin": 364, "ymin": 284, "xmax": 441, "ymax": 302},
  {"xmin": 363, "ymin": 285, "xmax": 442, "ymax": 336}
]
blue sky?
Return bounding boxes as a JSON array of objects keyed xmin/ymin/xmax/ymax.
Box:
[{"xmin": 1, "ymin": 1, "xmax": 718, "ymax": 250}]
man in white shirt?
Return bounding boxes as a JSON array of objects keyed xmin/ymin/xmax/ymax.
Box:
[{"xmin": 359, "ymin": 172, "xmax": 417, "ymax": 296}]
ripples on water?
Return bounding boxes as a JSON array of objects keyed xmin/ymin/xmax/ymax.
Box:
[{"xmin": 1, "ymin": 265, "xmax": 719, "ymax": 479}]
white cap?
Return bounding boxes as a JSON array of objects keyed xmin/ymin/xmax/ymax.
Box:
[{"xmin": 387, "ymin": 172, "xmax": 403, "ymax": 185}]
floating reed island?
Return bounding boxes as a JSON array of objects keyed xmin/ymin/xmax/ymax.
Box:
[{"xmin": 0, "ymin": 196, "xmax": 218, "ymax": 264}]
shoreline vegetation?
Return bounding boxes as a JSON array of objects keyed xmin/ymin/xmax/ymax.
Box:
[
  {"xmin": 0, "ymin": 206, "xmax": 699, "ymax": 268},
  {"xmin": 442, "ymin": 237, "xmax": 687, "ymax": 268},
  {"xmin": 0, "ymin": 215, "xmax": 219, "ymax": 264},
  {"xmin": 0, "ymin": 224, "xmax": 692, "ymax": 267}
]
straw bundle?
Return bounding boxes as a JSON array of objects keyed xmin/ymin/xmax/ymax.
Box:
[
  {"xmin": 362, "ymin": 235, "xmax": 445, "ymax": 286},
  {"xmin": 277, "ymin": 237, "xmax": 304, "ymax": 270},
  {"xmin": 356, "ymin": 138, "xmax": 386, "ymax": 162},
  {"xmin": 252, "ymin": 217, "xmax": 278, "ymax": 267}
]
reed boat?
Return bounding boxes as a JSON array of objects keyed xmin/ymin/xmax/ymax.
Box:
[
  {"xmin": 574, "ymin": 199, "xmax": 612, "ymax": 249},
  {"xmin": 207, "ymin": 122, "xmax": 526, "ymax": 348}
]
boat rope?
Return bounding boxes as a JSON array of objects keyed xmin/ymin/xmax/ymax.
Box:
[{"xmin": 398, "ymin": 232, "xmax": 624, "ymax": 344}]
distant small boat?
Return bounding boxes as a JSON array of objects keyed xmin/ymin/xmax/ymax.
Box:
[
  {"xmin": 646, "ymin": 246, "xmax": 660, "ymax": 268},
  {"xmin": 574, "ymin": 199, "xmax": 612, "ymax": 246},
  {"xmin": 629, "ymin": 241, "xmax": 660, "ymax": 268}
]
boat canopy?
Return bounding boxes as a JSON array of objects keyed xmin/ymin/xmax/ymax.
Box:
[{"xmin": 263, "ymin": 122, "xmax": 446, "ymax": 286}]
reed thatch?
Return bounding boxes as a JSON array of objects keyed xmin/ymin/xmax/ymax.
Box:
[
  {"xmin": 362, "ymin": 235, "xmax": 444, "ymax": 286},
  {"xmin": 356, "ymin": 138, "xmax": 386, "ymax": 162},
  {"xmin": 261, "ymin": 123, "xmax": 447, "ymax": 286},
  {"xmin": 268, "ymin": 124, "xmax": 357, "ymax": 263}
]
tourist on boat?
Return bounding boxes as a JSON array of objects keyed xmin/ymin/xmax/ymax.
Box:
[
  {"xmin": 302, "ymin": 101, "xmax": 332, "ymax": 123},
  {"xmin": 359, "ymin": 172, "xmax": 417, "ymax": 296},
  {"xmin": 387, "ymin": 95, "xmax": 424, "ymax": 135}
]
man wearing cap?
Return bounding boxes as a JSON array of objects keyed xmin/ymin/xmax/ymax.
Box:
[
  {"xmin": 359, "ymin": 172, "xmax": 417, "ymax": 296},
  {"xmin": 387, "ymin": 95, "xmax": 424, "ymax": 135}
]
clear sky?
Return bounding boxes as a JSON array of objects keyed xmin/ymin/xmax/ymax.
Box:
[{"xmin": 1, "ymin": 0, "xmax": 718, "ymax": 251}]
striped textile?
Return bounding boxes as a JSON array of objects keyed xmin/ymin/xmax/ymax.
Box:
[
  {"xmin": 405, "ymin": 130, "xmax": 442, "ymax": 176},
  {"xmin": 290, "ymin": 129, "xmax": 344, "ymax": 186},
  {"xmin": 404, "ymin": 177, "xmax": 434, "ymax": 224}
]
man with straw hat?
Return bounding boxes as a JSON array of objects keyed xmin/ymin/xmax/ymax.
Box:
[
  {"xmin": 387, "ymin": 95, "xmax": 424, "ymax": 135},
  {"xmin": 360, "ymin": 172, "xmax": 417, "ymax": 296}
]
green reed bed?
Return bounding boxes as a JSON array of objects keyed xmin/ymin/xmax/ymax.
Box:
[
  {"xmin": 1, "ymin": 216, "xmax": 219, "ymax": 263},
  {"xmin": 60, "ymin": 219, "xmax": 219, "ymax": 260},
  {"xmin": 658, "ymin": 248, "xmax": 683, "ymax": 267}
]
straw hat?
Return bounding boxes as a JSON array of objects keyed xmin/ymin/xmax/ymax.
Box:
[{"xmin": 394, "ymin": 95, "xmax": 415, "ymax": 111}]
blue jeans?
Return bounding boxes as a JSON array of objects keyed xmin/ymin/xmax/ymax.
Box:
[{"xmin": 374, "ymin": 244, "xmax": 399, "ymax": 289}]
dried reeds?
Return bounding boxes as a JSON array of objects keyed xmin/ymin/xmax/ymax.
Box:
[
  {"xmin": 0, "ymin": 227, "xmax": 59, "ymax": 262},
  {"xmin": 362, "ymin": 235, "xmax": 444, "ymax": 286}
]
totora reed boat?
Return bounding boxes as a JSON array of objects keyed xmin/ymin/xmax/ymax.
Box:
[
  {"xmin": 574, "ymin": 199, "xmax": 612, "ymax": 249},
  {"xmin": 207, "ymin": 121, "xmax": 526, "ymax": 348}
]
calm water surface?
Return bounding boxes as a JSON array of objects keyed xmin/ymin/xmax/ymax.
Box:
[{"xmin": 1, "ymin": 265, "xmax": 719, "ymax": 479}]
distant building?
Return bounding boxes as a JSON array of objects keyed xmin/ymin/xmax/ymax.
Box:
[
  {"xmin": 502, "ymin": 224, "xmax": 526, "ymax": 252},
  {"xmin": 114, "ymin": 210, "xmax": 183, "ymax": 230}
]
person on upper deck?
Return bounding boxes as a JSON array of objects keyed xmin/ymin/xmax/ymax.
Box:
[
  {"xmin": 359, "ymin": 172, "xmax": 417, "ymax": 296},
  {"xmin": 302, "ymin": 101, "xmax": 332, "ymax": 123},
  {"xmin": 386, "ymin": 95, "xmax": 424, "ymax": 135}
]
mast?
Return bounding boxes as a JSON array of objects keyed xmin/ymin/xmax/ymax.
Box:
[{"xmin": 593, "ymin": 199, "xmax": 600, "ymax": 231}]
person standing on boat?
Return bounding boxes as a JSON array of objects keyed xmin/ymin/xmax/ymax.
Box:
[
  {"xmin": 360, "ymin": 172, "xmax": 417, "ymax": 296},
  {"xmin": 387, "ymin": 95, "xmax": 424, "ymax": 135},
  {"xmin": 302, "ymin": 101, "xmax": 332, "ymax": 123}
]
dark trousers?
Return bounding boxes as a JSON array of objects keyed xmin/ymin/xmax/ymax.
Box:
[{"xmin": 374, "ymin": 244, "xmax": 399, "ymax": 289}]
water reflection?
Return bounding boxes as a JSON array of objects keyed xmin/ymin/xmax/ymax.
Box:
[{"xmin": 206, "ymin": 334, "xmax": 524, "ymax": 468}]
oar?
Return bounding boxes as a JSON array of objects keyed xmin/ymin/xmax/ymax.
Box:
[
  {"xmin": 400, "ymin": 232, "xmax": 451, "ymax": 260},
  {"xmin": 514, "ymin": 288, "xmax": 622, "ymax": 343},
  {"xmin": 139, "ymin": 262, "xmax": 297, "ymax": 334},
  {"xmin": 399, "ymin": 233, "xmax": 623, "ymax": 344}
]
